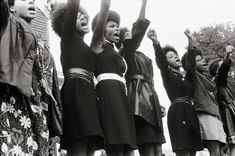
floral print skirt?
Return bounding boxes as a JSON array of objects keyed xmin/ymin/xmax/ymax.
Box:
[{"xmin": 0, "ymin": 84, "xmax": 49, "ymax": 155}]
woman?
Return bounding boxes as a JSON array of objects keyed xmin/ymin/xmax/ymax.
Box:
[
  {"xmin": 0, "ymin": 0, "xmax": 61, "ymax": 155},
  {"xmin": 208, "ymin": 45, "xmax": 235, "ymax": 156},
  {"xmin": 147, "ymin": 28, "xmax": 203, "ymax": 156},
  {"xmin": 51, "ymin": 0, "xmax": 103, "ymax": 155},
  {"xmin": 118, "ymin": 0, "xmax": 166, "ymax": 155},
  {"xmin": 91, "ymin": 0, "xmax": 136, "ymax": 155},
  {"xmin": 183, "ymin": 43, "xmax": 227, "ymax": 156}
]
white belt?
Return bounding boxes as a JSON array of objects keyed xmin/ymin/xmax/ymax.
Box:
[{"xmin": 96, "ymin": 73, "xmax": 126, "ymax": 84}]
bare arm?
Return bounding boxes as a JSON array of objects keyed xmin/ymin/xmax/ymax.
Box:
[
  {"xmin": 91, "ymin": 0, "xmax": 111, "ymax": 54},
  {"xmin": 138, "ymin": 0, "xmax": 147, "ymax": 21}
]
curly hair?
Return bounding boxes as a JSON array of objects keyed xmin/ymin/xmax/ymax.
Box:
[
  {"xmin": 51, "ymin": 2, "xmax": 88, "ymax": 38},
  {"xmin": 181, "ymin": 48, "xmax": 202, "ymax": 70},
  {"xmin": 162, "ymin": 45, "xmax": 178, "ymax": 56},
  {"xmin": 91, "ymin": 10, "xmax": 120, "ymax": 32},
  {"xmin": 208, "ymin": 58, "xmax": 223, "ymax": 77}
]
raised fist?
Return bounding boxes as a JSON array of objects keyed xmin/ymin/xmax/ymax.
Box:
[
  {"xmin": 226, "ymin": 45, "xmax": 234, "ymax": 54},
  {"xmin": 147, "ymin": 28, "xmax": 158, "ymax": 42},
  {"xmin": 184, "ymin": 29, "xmax": 192, "ymax": 39}
]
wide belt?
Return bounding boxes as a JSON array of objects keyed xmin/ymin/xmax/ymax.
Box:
[
  {"xmin": 64, "ymin": 68, "xmax": 94, "ymax": 84},
  {"xmin": 96, "ymin": 73, "xmax": 125, "ymax": 84},
  {"xmin": 171, "ymin": 96, "xmax": 193, "ymax": 105}
]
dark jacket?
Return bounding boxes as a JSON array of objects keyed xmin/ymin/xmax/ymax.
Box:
[
  {"xmin": 216, "ymin": 60, "xmax": 235, "ymax": 136},
  {"xmin": 0, "ymin": 1, "xmax": 37, "ymax": 97},
  {"xmin": 193, "ymin": 71, "xmax": 220, "ymax": 117}
]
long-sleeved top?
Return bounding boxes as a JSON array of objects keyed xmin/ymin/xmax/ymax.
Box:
[
  {"xmin": 0, "ymin": 0, "xmax": 37, "ymax": 96},
  {"xmin": 120, "ymin": 19, "xmax": 164, "ymax": 129},
  {"xmin": 193, "ymin": 72, "xmax": 220, "ymax": 117},
  {"xmin": 153, "ymin": 44, "xmax": 196, "ymax": 101},
  {"xmin": 60, "ymin": 1, "xmax": 94, "ymax": 73}
]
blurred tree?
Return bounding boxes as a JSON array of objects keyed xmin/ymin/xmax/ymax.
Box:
[
  {"xmin": 192, "ymin": 22, "xmax": 235, "ymax": 95},
  {"xmin": 193, "ymin": 22, "xmax": 235, "ymax": 60}
]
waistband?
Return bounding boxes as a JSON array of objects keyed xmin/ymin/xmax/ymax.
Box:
[
  {"xmin": 96, "ymin": 73, "xmax": 126, "ymax": 84},
  {"xmin": 64, "ymin": 68, "xmax": 94, "ymax": 84},
  {"xmin": 171, "ymin": 96, "xmax": 193, "ymax": 105}
]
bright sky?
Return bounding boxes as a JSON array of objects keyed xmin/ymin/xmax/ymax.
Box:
[{"xmin": 48, "ymin": 0, "xmax": 235, "ymax": 154}]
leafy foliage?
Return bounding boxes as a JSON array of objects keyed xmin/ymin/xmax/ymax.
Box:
[
  {"xmin": 193, "ymin": 22, "xmax": 235, "ymax": 94},
  {"xmin": 193, "ymin": 22, "xmax": 235, "ymax": 61}
]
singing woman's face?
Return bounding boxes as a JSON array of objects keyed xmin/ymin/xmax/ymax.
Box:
[
  {"xmin": 14, "ymin": 0, "xmax": 36, "ymax": 22},
  {"xmin": 166, "ymin": 51, "xmax": 182, "ymax": 69},
  {"xmin": 76, "ymin": 12, "xmax": 90, "ymax": 35},
  {"xmin": 196, "ymin": 55, "xmax": 208, "ymax": 72},
  {"xmin": 105, "ymin": 21, "xmax": 120, "ymax": 43}
]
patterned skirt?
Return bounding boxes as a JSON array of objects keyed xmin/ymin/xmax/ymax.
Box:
[{"xmin": 0, "ymin": 84, "xmax": 49, "ymax": 155}]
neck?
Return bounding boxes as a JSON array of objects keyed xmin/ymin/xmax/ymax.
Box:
[
  {"xmin": 80, "ymin": 35, "xmax": 85, "ymax": 39},
  {"xmin": 170, "ymin": 66, "xmax": 180, "ymax": 73},
  {"xmin": 19, "ymin": 17, "xmax": 33, "ymax": 28},
  {"xmin": 106, "ymin": 39, "xmax": 113, "ymax": 44},
  {"xmin": 25, "ymin": 20, "xmax": 32, "ymax": 28}
]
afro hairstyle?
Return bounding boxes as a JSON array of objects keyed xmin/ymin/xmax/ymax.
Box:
[
  {"xmin": 208, "ymin": 58, "xmax": 223, "ymax": 77},
  {"xmin": 181, "ymin": 48, "xmax": 203, "ymax": 70},
  {"xmin": 91, "ymin": 10, "xmax": 120, "ymax": 32},
  {"xmin": 51, "ymin": 2, "xmax": 88, "ymax": 37},
  {"xmin": 162, "ymin": 45, "xmax": 178, "ymax": 56}
]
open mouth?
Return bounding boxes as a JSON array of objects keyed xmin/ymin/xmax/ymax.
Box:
[
  {"xmin": 203, "ymin": 64, "xmax": 208, "ymax": 67},
  {"xmin": 202, "ymin": 63, "xmax": 208, "ymax": 69},
  {"xmin": 80, "ymin": 19, "xmax": 88, "ymax": 27},
  {"xmin": 81, "ymin": 22, "xmax": 87, "ymax": 26},
  {"xmin": 28, "ymin": 6, "xmax": 36, "ymax": 11},
  {"xmin": 114, "ymin": 33, "xmax": 119, "ymax": 38}
]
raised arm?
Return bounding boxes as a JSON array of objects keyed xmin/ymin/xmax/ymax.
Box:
[
  {"xmin": 91, "ymin": 0, "xmax": 111, "ymax": 54},
  {"xmin": 147, "ymin": 28, "xmax": 169, "ymax": 72},
  {"xmin": 184, "ymin": 29, "xmax": 194, "ymax": 50},
  {"xmin": 131, "ymin": 0, "xmax": 149, "ymax": 45},
  {"xmin": 121, "ymin": 0, "xmax": 150, "ymax": 56},
  {"xmin": 138, "ymin": 0, "xmax": 147, "ymax": 21},
  {"xmin": 184, "ymin": 29, "xmax": 196, "ymax": 85},
  {"xmin": 0, "ymin": 0, "xmax": 10, "ymax": 29},
  {"xmin": 62, "ymin": 0, "xmax": 80, "ymax": 38},
  {"xmin": 216, "ymin": 45, "xmax": 233, "ymax": 87}
]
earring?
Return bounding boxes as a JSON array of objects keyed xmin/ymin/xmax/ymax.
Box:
[{"xmin": 9, "ymin": 7, "xmax": 15, "ymax": 13}]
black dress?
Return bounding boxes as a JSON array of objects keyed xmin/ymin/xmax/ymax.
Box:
[
  {"xmin": 120, "ymin": 19, "xmax": 165, "ymax": 145},
  {"xmin": 95, "ymin": 43, "xmax": 137, "ymax": 149},
  {"xmin": 60, "ymin": 2, "xmax": 103, "ymax": 149},
  {"xmin": 153, "ymin": 44, "xmax": 203, "ymax": 152}
]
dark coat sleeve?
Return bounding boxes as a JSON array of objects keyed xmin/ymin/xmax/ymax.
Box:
[
  {"xmin": 216, "ymin": 59, "xmax": 231, "ymax": 87},
  {"xmin": 0, "ymin": 0, "xmax": 9, "ymax": 31},
  {"xmin": 61, "ymin": 0, "xmax": 79, "ymax": 39},
  {"xmin": 153, "ymin": 43, "xmax": 169, "ymax": 75},
  {"xmin": 185, "ymin": 48, "xmax": 196, "ymax": 86},
  {"xmin": 120, "ymin": 19, "xmax": 150, "ymax": 72}
]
